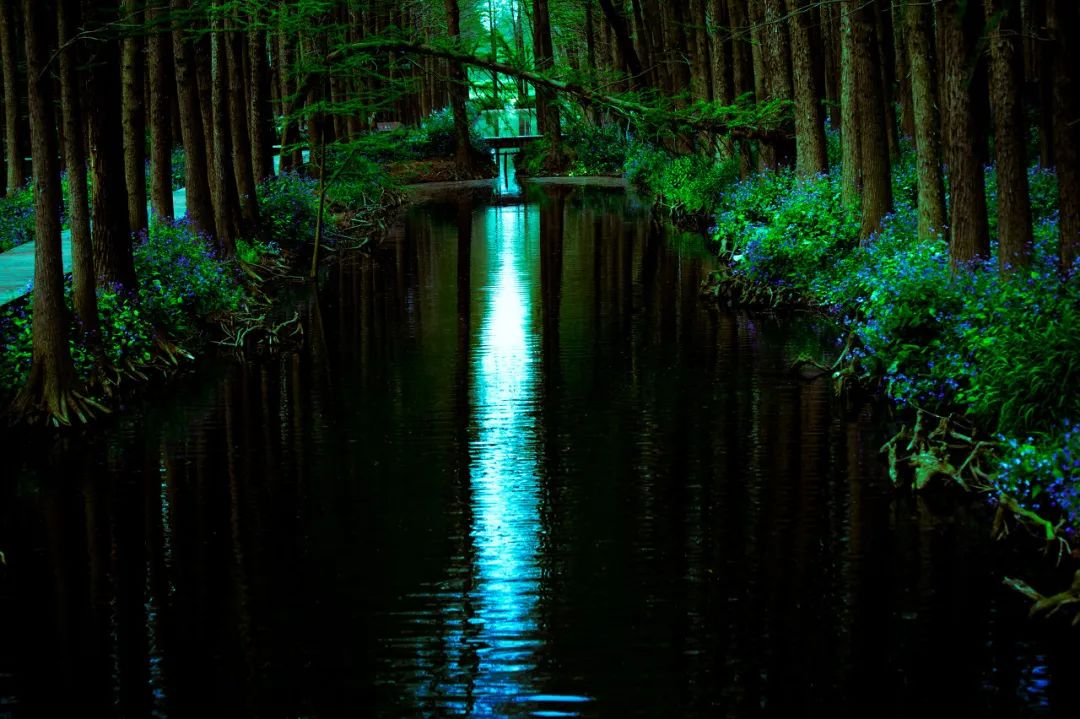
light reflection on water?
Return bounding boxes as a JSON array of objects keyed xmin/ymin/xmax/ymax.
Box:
[{"xmin": 467, "ymin": 203, "xmax": 543, "ymax": 711}]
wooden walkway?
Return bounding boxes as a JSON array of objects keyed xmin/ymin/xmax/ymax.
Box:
[{"xmin": 0, "ymin": 187, "xmax": 190, "ymax": 306}]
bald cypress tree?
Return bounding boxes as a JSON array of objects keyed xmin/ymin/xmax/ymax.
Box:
[{"xmin": 13, "ymin": 0, "xmax": 76, "ymax": 423}]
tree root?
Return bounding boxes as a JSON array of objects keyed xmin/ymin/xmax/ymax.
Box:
[{"xmin": 1003, "ymin": 570, "xmax": 1080, "ymax": 626}]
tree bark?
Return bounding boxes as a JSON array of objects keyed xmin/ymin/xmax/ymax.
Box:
[
  {"xmin": 84, "ymin": 0, "xmax": 136, "ymax": 290},
  {"xmin": 444, "ymin": 0, "xmax": 476, "ymax": 173},
  {"xmin": 171, "ymin": 0, "xmax": 215, "ymax": 237},
  {"xmin": 905, "ymin": 0, "xmax": 946, "ymax": 241},
  {"xmin": 985, "ymin": 0, "xmax": 1034, "ymax": 270},
  {"xmin": 597, "ymin": 0, "xmax": 644, "ymax": 87},
  {"xmin": 121, "ymin": 0, "xmax": 148, "ymax": 235},
  {"xmin": 851, "ymin": 0, "xmax": 892, "ymax": 237},
  {"xmin": 840, "ymin": 0, "xmax": 861, "ymax": 209},
  {"xmin": 210, "ymin": 13, "xmax": 241, "ymax": 254},
  {"xmin": 0, "ymin": 1, "xmax": 25, "ymax": 193},
  {"xmin": 938, "ymin": 0, "xmax": 991, "ymax": 264},
  {"xmin": 532, "ymin": 0, "xmax": 562, "ymax": 163},
  {"xmin": 147, "ymin": 0, "xmax": 173, "ymax": 219},
  {"xmin": 788, "ymin": 0, "xmax": 827, "ymax": 176},
  {"xmin": 58, "ymin": 0, "xmax": 96, "ymax": 333},
  {"xmin": 226, "ymin": 12, "xmax": 258, "ymax": 231},
  {"xmin": 16, "ymin": 0, "xmax": 75, "ymax": 421},
  {"xmin": 708, "ymin": 0, "xmax": 732, "ymax": 105},
  {"xmin": 249, "ymin": 21, "xmax": 274, "ymax": 182},
  {"xmin": 1048, "ymin": 0, "xmax": 1080, "ymax": 271}
]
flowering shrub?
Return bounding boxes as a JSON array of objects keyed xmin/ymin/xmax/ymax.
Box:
[
  {"xmin": 256, "ymin": 172, "xmax": 318, "ymax": 248},
  {"xmin": 0, "ymin": 185, "xmax": 35, "ymax": 252},
  {"xmin": 135, "ymin": 218, "xmax": 244, "ymax": 334}
]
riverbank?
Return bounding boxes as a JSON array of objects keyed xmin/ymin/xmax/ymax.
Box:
[
  {"xmin": 0, "ymin": 169, "xmax": 407, "ymax": 426},
  {"xmin": 625, "ymin": 140, "xmax": 1080, "ymax": 615}
]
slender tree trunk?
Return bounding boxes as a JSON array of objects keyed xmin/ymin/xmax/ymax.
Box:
[
  {"xmin": 121, "ymin": 0, "xmax": 148, "ymax": 235},
  {"xmin": 16, "ymin": 0, "xmax": 75, "ymax": 421},
  {"xmin": 875, "ymin": 1, "xmax": 900, "ymax": 160},
  {"xmin": 689, "ymin": 0, "xmax": 712, "ymax": 101},
  {"xmin": 0, "ymin": 1, "xmax": 25, "ymax": 193},
  {"xmin": 892, "ymin": 0, "xmax": 915, "ymax": 139},
  {"xmin": 444, "ymin": 0, "xmax": 476, "ymax": 173},
  {"xmin": 147, "ymin": 0, "xmax": 173, "ymax": 219},
  {"xmin": 985, "ymin": 0, "xmax": 1034, "ymax": 270},
  {"xmin": 597, "ymin": 0, "xmax": 644, "ymax": 86},
  {"xmin": 905, "ymin": 0, "xmax": 946, "ymax": 240},
  {"xmin": 532, "ymin": 0, "xmax": 561, "ymax": 163},
  {"xmin": 210, "ymin": 14, "xmax": 241, "ymax": 254},
  {"xmin": 708, "ymin": 0, "xmax": 732, "ymax": 105},
  {"xmin": 84, "ymin": 0, "xmax": 136, "ymax": 290},
  {"xmin": 938, "ymin": 0, "xmax": 991, "ymax": 264},
  {"xmin": 850, "ymin": 0, "xmax": 892, "ymax": 237},
  {"xmin": 788, "ymin": 0, "xmax": 827, "ymax": 176},
  {"xmin": 226, "ymin": 13, "xmax": 258, "ymax": 230},
  {"xmin": 58, "ymin": 0, "xmax": 96, "ymax": 333},
  {"xmin": 171, "ymin": 0, "xmax": 215, "ymax": 237},
  {"xmin": 1048, "ymin": 0, "xmax": 1080, "ymax": 271},
  {"xmin": 840, "ymin": 0, "xmax": 861, "ymax": 209},
  {"xmin": 249, "ymin": 21, "xmax": 274, "ymax": 182}
]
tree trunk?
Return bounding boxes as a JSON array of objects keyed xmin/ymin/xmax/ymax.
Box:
[
  {"xmin": 1048, "ymin": 0, "xmax": 1080, "ymax": 271},
  {"xmin": 444, "ymin": 0, "xmax": 475, "ymax": 174},
  {"xmin": 840, "ymin": 0, "xmax": 861, "ymax": 209},
  {"xmin": 121, "ymin": 0, "xmax": 148, "ymax": 235},
  {"xmin": 210, "ymin": 15, "xmax": 241, "ymax": 254},
  {"xmin": 850, "ymin": 0, "xmax": 892, "ymax": 237},
  {"xmin": 788, "ymin": 0, "xmax": 827, "ymax": 176},
  {"xmin": 171, "ymin": 0, "xmax": 215, "ymax": 237},
  {"xmin": 597, "ymin": 0, "xmax": 644, "ymax": 87},
  {"xmin": 58, "ymin": 0, "xmax": 96, "ymax": 333},
  {"xmin": 985, "ymin": 0, "xmax": 1033, "ymax": 270},
  {"xmin": 905, "ymin": 0, "xmax": 946, "ymax": 241},
  {"xmin": 938, "ymin": 0, "xmax": 991, "ymax": 264},
  {"xmin": 84, "ymin": 0, "xmax": 136, "ymax": 290},
  {"xmin": 226, "ymin": 12, "xmax": 258, "ymax": 231},
  {"xmin": 0, "ymin": 1, "xmax": 25, "ymax": 193},
  {"xmin": 249, "ymin": 22, "xmax": 274, "ymax": 182},
  {"xmin": 708, "ymin": 0, "xmax": 732, "ymax": 105},
  {"xmin": 689, "ymin": 0, "xmax": 712, "ymax": 101},
  {"xmin": 147, "ymin": 0, "xmax": 173, "ymax": 219},
  {"xmin": 532, "ymin": 0, "xmax": 561, "ymax": 163},
  {"xmin": 16, "ymin": 0, "xmax": 75, "ymax": 421}
]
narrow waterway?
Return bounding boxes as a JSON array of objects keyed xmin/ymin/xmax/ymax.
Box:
[{"xmin": 0, "ymin": 185, "xmax": 1075, "ymax": 717}]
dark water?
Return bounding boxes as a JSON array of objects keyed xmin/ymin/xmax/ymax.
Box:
[{"xmin": 0, "ymin": 185, "xmax": 1077, "ymax": 718}]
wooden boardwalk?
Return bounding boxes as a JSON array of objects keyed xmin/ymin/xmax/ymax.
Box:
[{"xmin": 0, "ymin": 186, "xmax": 189, "ymax": 306}]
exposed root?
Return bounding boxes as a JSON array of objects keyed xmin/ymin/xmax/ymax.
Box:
[
  {"xmin": 880, "ymin": 409, "xmax": 992, "ymax": 491},
  {"xmin": 1004, "ymin": 570, "xmax": 1080, "ymax": 626}
]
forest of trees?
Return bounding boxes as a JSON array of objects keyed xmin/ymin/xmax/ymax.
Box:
[{"xmin": 0, "ymin": 0, "xmax": 1078, "ymax": 423}]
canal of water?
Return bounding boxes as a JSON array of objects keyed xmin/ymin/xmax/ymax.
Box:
[{"xmin": 0, "ymin": 184, "xmax": 1076, "ymax": 717}]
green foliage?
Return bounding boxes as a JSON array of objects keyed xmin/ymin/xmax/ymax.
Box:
[
  {"xmin": 0, "ymin": 185, "xmax": 35, "ymax": 253},
  {"xmin": 256, "ymin": 172, "xmax": 319, "ymax": 248},
  {"xmin": 518, "ymin": 114, "xmax": 632, "ymax": 177},
  {"xmin": 134, "ymin": 218, "xmax": 244, "ymax": 335},
  {"xmin": 637, "ymin": 151, "xmax": 739, "ymax": 217},
  {"xmin": 0, "ymin": 284, "xmax": 156, "ymax": 396},
  {"xmin": 0, "ymin": 299, "xmax": 32, "ymax": 394}
]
